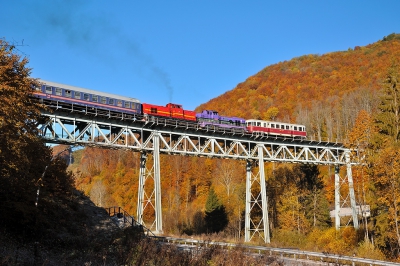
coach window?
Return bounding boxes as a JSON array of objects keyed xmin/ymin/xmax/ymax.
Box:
[
  {"xmin": 74, "ymin": 91, "xmax": 80, "ymax": 99},
  {"xmin": 45, "ymin": 86, "xmax": 52, "ymax": 94},
  {"xmin": 55, "ymin": 88, "xmax": 62, "ymax": 96},
  {"xmin": 286, "ymin": 125, "xmax": 289, "ymax": 130},
  {"xmin": 101, "ymin": 97, "xmax": 106, "ymax": 104},
  {"xmin": 109, "ymin": 99, "xmax": 114, "ymax": 105},
  {"xmin": 65, "ymin": 90, "xmax": 71, "ymax": 98},
  {"xmin": 83, "ymin": 93, "xmax": 89, "ymax": 101},
  {"xmin": 124, "ymin": 101, "xmax": 130, "ymax": 108},
  {"xmin": 117, "ymin": 100, "xmax": 122, "ymax": 107},
  {"xmin": 257, "ymin": 122, "xmax": 261, "ymax": 126},
  {"xmin": 271, "ymin": 124, "xmax": 275, "ymax": 128},
  {"xmin": 92, "ymin": 95, "xmax": 98, "ymax": 102},
  {"xmin": 294, "ymin": 126, "xmax": 298, "ymax": 131}
]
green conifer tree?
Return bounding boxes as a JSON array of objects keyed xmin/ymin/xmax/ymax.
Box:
[
  {"xmin": 204, "ymin": 187, "xmax": 228, "ymax": 233},
  {"xmin": 376, "ymin": 63, "xmax": 400, "ymax": 142}
]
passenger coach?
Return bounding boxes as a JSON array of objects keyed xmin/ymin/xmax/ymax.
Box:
[
  {"xmin": 33, "ymin": 80, "xmax": 142, "ymax": 114},
  {"xmin": 246, "ymin": 119, "xmax": 307, "ymax": 138}
]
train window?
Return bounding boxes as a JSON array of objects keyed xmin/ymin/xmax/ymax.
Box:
[
  {"xmin": 92, "ymin": 95, "xmax": 98, "ymax": 102},
  {"xmin": 45, "ymin": 86, "xmax": 52, "ymax": 94},
  {"xmin": 281, "ymin": 125, "xmax": 284, "ymax": 129},
  {"xmin": 294, "ymin": 126, "xmax": 298, "ymax": 131},
  {"xmin": 257, "ymin": 122, "xmax": 261, "ymax": 126},
  {"xmin": 263, "ymin": 123, "xmax": 266, "ymax": 127},
  {"xmin": 124, "ymin": 101, "xmax": 130, "ymax": 108},
  {"xmin": 109, "ymin": 99, "xmax": 114, "ymax": 105},
  {"xmin": 83, "ymin": 93, "xmax": 89, "ymax": 101},
  {"xmin": 286, "ymin": 125, "xmax": 289, "ymax": 129},
  {"xmin": 74, "ymin": 91, "xmax": 80, "ymax": 99},
  {"xmin": 271, "ymin": 124, "xmax": 275, "ymax": 128},
  {"xmin": 55, "ymin": 88, "xmax": 62, "ymax": 96},
  {"xmin": 117, "ymin": 100, "xmax": 122, "ymax": 107},
  {"xmin": 65, "ymin": 90, "xmax": 71, "ymax": 98},
  {"xmin": 101, "ymin": 97, "xmax": 106, "ymax": 104}
]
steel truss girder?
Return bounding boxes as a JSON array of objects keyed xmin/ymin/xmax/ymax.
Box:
[{"xmin": 37, "ymin": 113, "xmax": 353, "ymax": 165}]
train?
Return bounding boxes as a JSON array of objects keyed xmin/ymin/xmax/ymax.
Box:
[{"xmin": 32, "ymin": 80, "xmax": 307, "ymax": 138}]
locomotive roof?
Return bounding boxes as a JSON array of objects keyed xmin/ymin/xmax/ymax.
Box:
[{"xmin": 39, "ymin": 79, "xmax": 140, "ymax": 103}]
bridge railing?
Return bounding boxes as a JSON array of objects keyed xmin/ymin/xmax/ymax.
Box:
[{"xmin": 161, "ymin": 237, "xmax": 400, "ymax": 266}]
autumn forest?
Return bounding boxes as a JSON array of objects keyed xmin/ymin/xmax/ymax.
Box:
[{"xmin": 1, "ymin": 33, "xmax": 400, "ymax": 263}]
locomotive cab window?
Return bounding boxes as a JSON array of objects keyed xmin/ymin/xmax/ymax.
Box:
[{"xmin": 45, "ymin": 86, "xmax": 52, "ymax": 94}]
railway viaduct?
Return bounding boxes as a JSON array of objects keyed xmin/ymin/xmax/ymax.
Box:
[{"xmin": 36, "ymin": 95, "xmax": 361, "ymax": 243}]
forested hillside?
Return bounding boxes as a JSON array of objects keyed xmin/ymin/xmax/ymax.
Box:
[
  {"xmin": 197, "ymin": 33, "xmax": 400, "ymax": 142},
  {"xmin": 71, "ymin": 33, "xmax": 400, "ymax": 261}
]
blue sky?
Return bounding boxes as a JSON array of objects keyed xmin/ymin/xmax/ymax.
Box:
[{"xmin": 1, "ymin": 1, "xmax": 399, "ymax": 110}]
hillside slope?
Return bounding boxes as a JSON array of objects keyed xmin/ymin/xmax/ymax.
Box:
[{"xmin": 196, "ymin": 33, "xmax": 400, "ymax": 140}]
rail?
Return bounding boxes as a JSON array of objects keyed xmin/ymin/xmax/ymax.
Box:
[{"xmin": 161, "ymin": 237, "xmax": 400, "ymax": 266}]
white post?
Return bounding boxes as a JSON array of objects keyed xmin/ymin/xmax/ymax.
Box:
[
  {"xmin": 335, "ymin": 165, "xmax": 340, "ymax": 230},
  {"xmin": 137, "ymin": 152, "xmax": 146, "ymax": 224},
  {"xmin": 153, "ymin": 133, "xmax": 163, "ymax": 233},
  {"xmin": 346, "ymin": 152, "xmax": 359, "ymax": 229},
  {"xmin": 245, "ymin": 160, "xmax": 252, "ymax": 242},
  {"xmin": 258, "ymin": 146, "xmax": 270, "ymax": 243}
]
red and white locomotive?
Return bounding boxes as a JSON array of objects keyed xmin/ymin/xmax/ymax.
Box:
[{"xmin": 32, "ymin": 80, "xmax": 307, "ymax": 139}]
